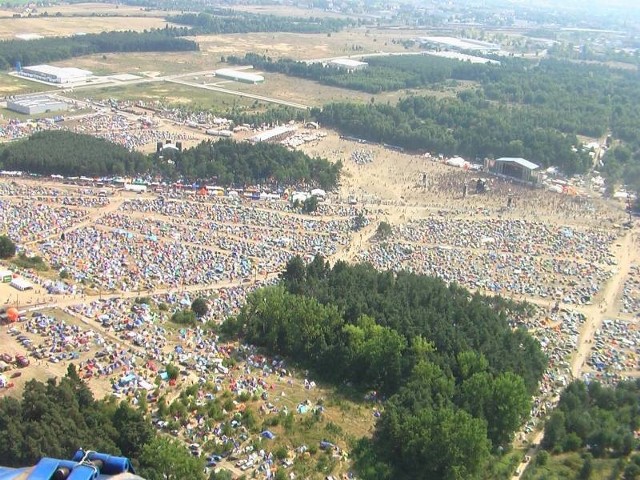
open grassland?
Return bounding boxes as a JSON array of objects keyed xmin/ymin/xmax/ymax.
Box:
[
  {"xmin": 51, "ymin": 51, "xmax": 218, "ymax": 77},
  {"xmin": 66, "ymin": 80, "xmax": 263, "ymax": 112},
  {"xmin": 523, "ymin": 452, "xmax": 620, "ymax": 480},
  {"xmin": 0, "ymin": 15, "xmax": 173, "ymax": 39},
  {"xmin": 215, "ymin": 71, "xmax": 475, "ymax": 106},
  {"xmin": 0, "ymin": 72, "xmax": 50, "ymax": 95},
  {"xmin": 194, "ymin": 28, "xmax": 419, "ymax": 61}
]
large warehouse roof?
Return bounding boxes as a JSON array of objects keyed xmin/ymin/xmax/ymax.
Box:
[
  {"xmin": 21, "ymin": 64, "xmax": 92, "ymax": 81},
  {"xmin": 496, "ymin": 157, "xmax": 540, "ymax": 170},
  {"xmin": 329, "ymin": 58, "xmax": 368, "ymax": 68},
  {"xmin": 214, "ymin": 68, "xmax": 264, "ymax": 83}
]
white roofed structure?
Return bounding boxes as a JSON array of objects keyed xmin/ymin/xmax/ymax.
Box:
[
  {"xmin": 214, "ymin": 68, "xmax": 264, "ymax": 84},
  {"xmin": 19, "ymin": 64, "xmax": 93, "ymax": 84},
  {"xmin": 10, "ymin": 278, "xmax": 33, "ymax": 291},
  {"xmin": 328, "ymin": 58, "xmax": 368, "ymax": 71}
]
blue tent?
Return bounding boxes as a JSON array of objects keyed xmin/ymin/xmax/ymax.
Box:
[{"xmin": 261, "ymin": 430, "xmax": 275, "ymax": 440}]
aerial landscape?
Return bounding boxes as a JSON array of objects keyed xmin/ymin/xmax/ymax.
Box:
[{"xmin": 0, "ymin": 0, "xmax": 639, "ymax": 479}]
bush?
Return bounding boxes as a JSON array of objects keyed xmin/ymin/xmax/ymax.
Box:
[
  {"xmin": 171, "ymin": 309, "xmax": 196, "ymax": 325},
  {"xmin": 274, "ymin": 446, "xmax": 288, "ymax": 460},
  {"xmin": 0, "ymin": 235, "xmax": 16, "ymax": 259},
  {"xmin": 376, "ymin": 221, "xmax": 392, "ymax": 239},
  {"xmin": 12, "ymin": 252, "xmax": 48, "ymax": 270},
  {"xmin": 536, "ymin": 450, "xmax": 549, "ymax": 466},
  {"xmin": 165, "ymin": 363, "xmax": 179, "ymax": 380},
  {"xmin": 191, "ymin": 298, "xmax": 209, "ymax": 317}
]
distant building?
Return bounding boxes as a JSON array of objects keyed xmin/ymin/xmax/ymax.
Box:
[
  {"xmin": 328, "ymin": 58, "xmax": 368, "ymax": 71},
  {"xmin": 487, "ymin": 157, "xmax": 540, "ymax": 183},
  {"xmin": 18, "ymin": 64, "xmax": 93, "ymax": 84},
  {"xmin": 6, "ymin": 95, "xmax": 69, "ymax": 115},
  {"xmin": 214, "ymin": 68, "xmax": 264, "ymax": 84}
]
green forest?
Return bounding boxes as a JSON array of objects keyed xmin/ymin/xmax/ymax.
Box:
[
  {"xmin": 167, "ymin": 10, "xmax": 351, "ymax": 34},
  {"xmin": 162, "ymin": 139, "xmax": 341, "ymax": 189},
  {"xmin": 0, "ymin": 366, "xmax": 204, "ymax": 479},
  {"xmin": 542, "ymin": 380, "xmax": 640, "ymax": 457},
  {"xmin": 314, "ymin": 97, "xmax": 592, "ymax": 174},
  {"xmin": 0, "ymin": 131, "xmax": 341, "ymax": 189},
  {"xmin": 224, "ymin": 53, "xmax": 640, "ymax": 178},
  {"xmin": 226, "ymin": 52, "xmax": 494, "ymax": 94},
  {"xmin": 530, "ymin": 380, "xmax": 640, "ymax": 480},
  {"xmin": 224, "ymin": 256, "xmax": 546, "ymax": 479},
  {"xmin": 0, "ymin": 28, "xmax": 197, "ymax": 69}
]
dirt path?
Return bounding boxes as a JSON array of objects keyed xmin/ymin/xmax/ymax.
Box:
[
  {"xmin": 569, "ymin": 227, "xmax": 638, "ymax": 379},
  {"xmin": 511, "ymin": 225, "xmax": 638, "ymax": 480}
]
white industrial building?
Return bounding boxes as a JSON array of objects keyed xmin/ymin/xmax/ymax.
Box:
[
  {"xmin": 214, "ymin": 68, "xmax": 264, "ymax": 84},
  {"xmin": 328, "ymin": 58, "xmax": 368, "ymax": 71},
  {"xmin": 6, "ymin": 96, "xmax": 69, "ymax": 115},
  {"xmin": 18, "ymin": 64, "xmax": 93, "ymax": 84}
]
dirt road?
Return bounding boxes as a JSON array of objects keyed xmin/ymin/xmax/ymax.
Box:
[{"xmin": 511, "ymin": 225, "xmax": 638, "ymax": 480}]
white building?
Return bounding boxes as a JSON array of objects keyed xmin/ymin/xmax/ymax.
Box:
[
  {"xmin": 19, "ymin": 64, "xmax": 93, "ymax": 84},
  {"xmin": 328, "ymin": 58, "xmax": 368, "ymax": 71},
  {"xmin": 7, "ymin": 96, "xmax": 68, "ymax": 115},
  {"xmin": 214, "ymin": 68, "xmax": 264, "ymax": 84}
]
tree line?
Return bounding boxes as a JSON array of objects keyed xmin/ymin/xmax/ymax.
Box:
[
  {"xmin": 160, "ymin": 138, "xmax": 341, "ymax": 189},
  {"xmin": 314, "ymin": 95, "xmax": 592, "ymax": 174},
  {"xmin": 0, "ymin": 28, "xmax": 197, "ymax": 69},
  {"xmin": 0, "ymin": 365, "xmax": 204, "ymax": 479},
  {"xmin": 224, "ymin": 53, "xmax": 640, "ymax": 178},
  {"xmin": 0, "ymin": 131, "xmax": 341, "ymax": 189},
  {"xmin": 227, "ymin": 52, "xmax": 496, "ymax": 94},
  {"xmin": 542, "ymin": 380, "xmax": 640, "ymax": 458},
  {"xmin": 537, "ymin": 380, "xmax": 640, "ymax": 480},
  {"xmin": 223, "ymin": 256, "xmax": 546, "ymax": 479},
  {"xmin": 166, "ymin": 10, "xmax": 351, "ymax": 35}
]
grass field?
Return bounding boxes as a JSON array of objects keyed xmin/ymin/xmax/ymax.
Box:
[
  {"xmin": 51, "ymin": 51, "xmax": 219, "ymax": 77},
  {"xmin": 195, "ymin": 28, "xmax": 419, "ymax": 61},
  {"xmin": 0, "ymin": 15, "xmax": 172, "ymax": 39},
  {"xmin": 0, "ymin": 73, "xmax": 51, "ymax": 96},
  {"xmin": 522, "ymin": 452, "xmax": 622, "ymax": 479},
  {"xmin": 65, "ymin": 80, "xmax": 264, "ymax": 113},
  {"xmin": 215, "ymin": 71, "xmax": 474, "ymax": 106}
]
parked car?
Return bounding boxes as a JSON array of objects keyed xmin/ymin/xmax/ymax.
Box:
[{"xmin": 15, "ymin": 355, "xmax": 29, "ymax": 367}]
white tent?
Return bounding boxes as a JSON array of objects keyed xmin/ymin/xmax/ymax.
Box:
[
  {"xmin": 446, "ymin": 156, "xmax": 468, "ymax": 168},
  {"xmin": 10, "ymin": 278, "xmax": 33, "ymax": 291},
  {"xmin": 311, "ymin": 188, "xmax": 326, "ymax": 197}
]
